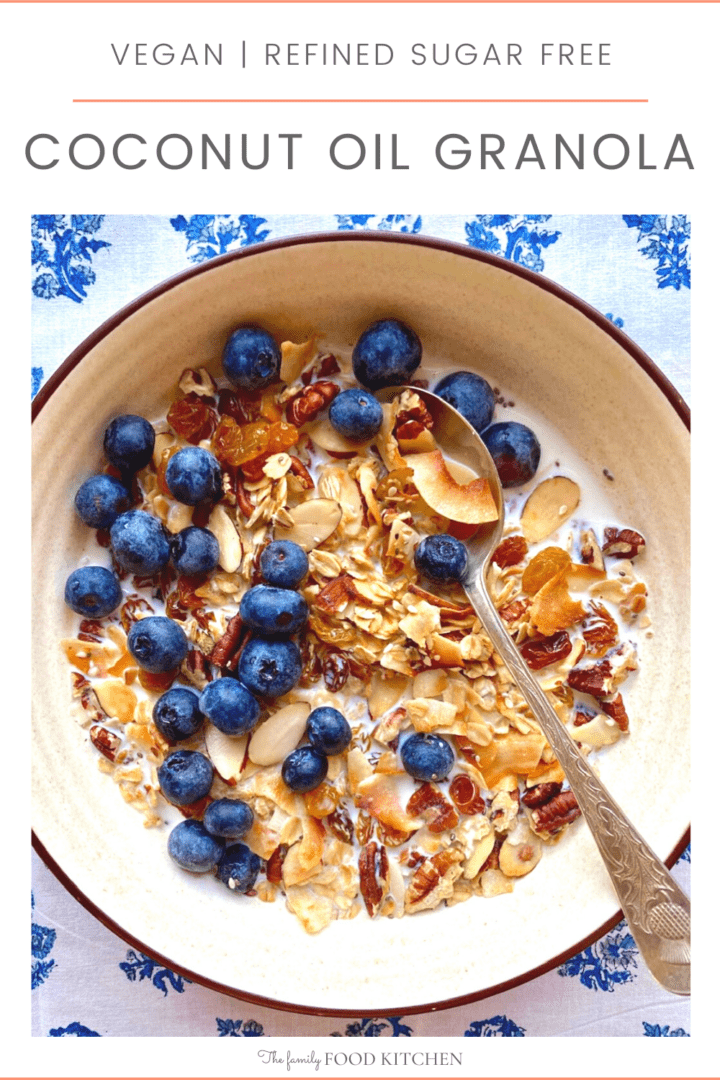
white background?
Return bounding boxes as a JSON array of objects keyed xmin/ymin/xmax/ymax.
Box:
[{"xmin": 8, "ymin": 0, "xmax": 717, "ymax": 1075}]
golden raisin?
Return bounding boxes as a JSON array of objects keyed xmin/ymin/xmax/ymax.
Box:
[{"xmin": 167, "ymin": 393, "xmax": 218, "ymax": 444}]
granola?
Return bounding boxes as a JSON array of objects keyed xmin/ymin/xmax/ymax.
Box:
[{"xmin": 63, "ymin": 339, "xmax": 650, "ymax": 932}]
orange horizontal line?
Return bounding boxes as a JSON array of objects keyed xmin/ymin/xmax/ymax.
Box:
[{"xmin": 74, "ymin": 97, "xmax": 649, "ymax": 103}]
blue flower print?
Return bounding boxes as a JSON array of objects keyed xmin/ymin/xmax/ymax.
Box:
[
  {"xmin": 679, "ymin": 842, "xmax": 691, "ymax": 862},
  {"xmin": 31, "ymin": 214, "xmax": 111, "ymax": 303},
  {"xmin": 49, "ymin": 1022, "xmax": 101, "ymax": 1037},
  {"xmin": 336, "ymin": 214, "xmax": 422, "ymax": 234},
  {"xmin": 622, "ymin": 215, "xmax": 690, "ymax": 290},
  {"xmin": 170, "ymin": 214, "xmax": 270, "ymax": 263},
  {"xmin": 604, "ymin": 313, "xmax": 624, "ymax": 329},
  {"xmin": 558, "ymin": 921, "xmax": 638, "ymax": 991},
  {"xmin": 216, "ymin": 1018, "xmax": 265, "ymax": 1036},
  {"xmin": 31, "ymin": 894, "xmax": 56, "ymax": 989},
  {"xmin": 119, "ymin": 949, "xmax": 191, "ymax": 995},
  {"xmin": 464, "ymin": 1016, "xmax": 526, "ymax": 1037},
  {"xmin": 31, "ymin": 367, "xmax": 43, "ymax": 399},
  {"xmin": 331, "ymin": 1016, "xmax": 413, "ymax": 1037},
  {"xmin": 642, "ymin": 1022, "xmax": 690, "ymax": 1037},
  {"xmin": 464, "ymin": 215, "xmax": 560, "ymax": 272}
]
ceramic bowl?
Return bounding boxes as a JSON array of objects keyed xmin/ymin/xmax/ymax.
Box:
[{"xmin": 32, "ymin": 233, "xmax": 690, "ymax": 1015}]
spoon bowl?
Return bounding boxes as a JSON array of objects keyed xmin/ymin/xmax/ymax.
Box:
[{"xmin": 380, "ymin": 385, "xmax": 691, "ymax": 997}]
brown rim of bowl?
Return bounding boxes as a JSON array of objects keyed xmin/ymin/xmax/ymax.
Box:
[{"xmin": 31, "ymin": 230, "xmax": 691, "ymax": 1017}]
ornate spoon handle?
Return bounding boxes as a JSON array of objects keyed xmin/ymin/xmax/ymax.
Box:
[{"xmin": 465, "ymin": 576, "xmax": 690, "ymax": 996}]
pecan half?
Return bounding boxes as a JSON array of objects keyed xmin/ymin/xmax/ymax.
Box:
[
  {"xmin": 602, "ymin": 692, "xmax": 629, "ymax": 732},
  {"xmin": 235, "ymin": 480, "xmax": 254, "ymax": 518},
  {"xmin": 266, "ymin": 843, "xmax": 289, "ymax": 884},
  {"xmin": 288, "ymin": 456, "xmax": 314, "ymax": 489},
  {"xmin": 358, "ymin": 841, "xmax": 389, "ymax": 917},
  {"xmin": 449, "ymin": 774, "xmax": 486, "ymax": 815},
  {"xmin": 314, "ymin": 574, "xmax": 360, "ymax": 615},
  {"xmin": 301, "ymin": 353, "xmax": 340, "ymax": 384},
  {"xmin": 582, "ymin": 602, "xmax": 618, "ymax": 657},
  {"xmin": 322, "ymin": 650, "xmax": 350, "ymax": 692},
  {"xmin": 181, "ymin": 648, "xmax": 213, "ymax": 690},
  {"xmin": 579, "ymin": 528, "xmax": 605, "ymax": 571},
  {"xmin": 396, "ymin": 399, "xmax": 433, "ymax": 430},
  {"xmin": 90, "ymin": 725, "xmax": 121, "ymax": 762},
  {"xmin": 521, "ymin": 781, "xmax": 562, "ymax": 809},
  {"xmin": 499, "ymin": 597, "xmax": 532, "ymax": 624},
  {"xmin": 602, "ymin": 527, "xmax": 646, "ymax": 559},
  {"xmin": 568, "ymin": 643, "xmax": 637, "ymax": 699},
  {"xmin": 405, "ymin": 849, "xmax": 461, "ymax": 908},
  {"xmin": 406, "ymin": 783, "xmax": 459, "ymax": 834},
  {"xmin": 326, "ymin": 805, "xmax": 354, "ymax": 845},
  {"xmin": 286, "ymin": 380, "xmax": 340, "ymax": 426},
  {"xmin": 395, "ymin": 419, "xmax": 426, "ymax": 441},
  {"xmin": 209, "ymin": 613, "xmax": 245, "ymax": 670},
  {"xmin": 531, "ymin": 790, "xmax": 581, "ymax": 834},
  {"xmin": 492, "ymin": 535, "xmax": 529, "ymax": 569},
  {"xmin": 520, "ymin": 630, "xmax": 572, "ymax": 670}
]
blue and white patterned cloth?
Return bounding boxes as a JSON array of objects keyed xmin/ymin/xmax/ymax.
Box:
[{"xmin": 31, "ymin": 213, "xmax": 690, "ymax": 1037}]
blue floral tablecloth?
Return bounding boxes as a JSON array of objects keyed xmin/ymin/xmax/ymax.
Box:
[{"xmin": 31, "ymin": 213, "xmax": 690, "ymax": 1039}]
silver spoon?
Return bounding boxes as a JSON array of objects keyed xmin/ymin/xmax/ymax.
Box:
[{"xmin": 379, "ymin": 386, "xmax": 690, "ymax": 996}]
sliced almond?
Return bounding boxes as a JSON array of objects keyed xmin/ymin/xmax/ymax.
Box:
[
  {"xmin": 464, "ymin": 830, "xmax": 497, "ymax": 879},
  {"xmin": 521, "ymin": 476, "xmax": 581, "ymax": 544},
  {"xmin": 165, "ymin": 501, "xmax": 195, "ymax": 535},
  {"xmin": 248, "ymin": 702, "xmax": 311, "ymax": 766},
  {"xmin": 274, "ymin": 498, "xmax": 342, "ymax": 551},
  {"xmin": 306, "ymin": 418, "xmax": 373, "ymax": 455},
  {"xmin": 207, "ymin": 503, "xmax": 242, "ymax": 572},
  {"xmin": 498, "ymin": 826, "xmax": 542, "ymax": 878},
  {"xmin": 409, "ymin": 450, "xmax": 498, "ymax": 525},
  {"xmin": 317, "ymin": 466, "xmax": 364, "ymax": 538},
  {"xmin": 205, "ymin": 726, "xmax": 248, "ymax": 781}
]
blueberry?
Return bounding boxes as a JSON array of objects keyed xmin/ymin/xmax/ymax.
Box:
[
  {"xmin": 400, "ymin": 733, "xmax": 454, "ymax": 782},
  {"xmin": 165, "ymin": 447, "xmax": 222, "ymax": 506},
  {"xmin": 237, "ymin": 638, "xmax": 302, "ymax": 698},
  {"xmin": 110, "ymin": 509, "xmax": 171, "ymax": 575},
  {"xmin": 158, "ymin": 749, "xmax": 214, "ymax": 806},
  {"xmin": 167, "ymin": 819, "xmax": 224, "ymax": 872},
  {"xmin": 216, "ymin": 842, "xmax": 261, "ymax": 893},
  {"xmin": 153, "ymin": 687, "xmax": 204, "ymax": 742},
  {"xmin": 103, "ymin": 414, "xmax": 155, "ymax": 473},
  {"xmin": 170, "ymin": 526, "xmax": 220, "ymax": 576},
  {"xmin": 128, "ymin": 616, "xmax": 188, "ymax": 673},
  {"xmin": 434, "ymin": 371, "xmax": 495, "ymax": 436},
  {"xmin": 64, "ymin": 565, "xmax": 122, "ymax": 618},
  {"xmin": 306, "ymin": 707, "xmax": 352, "ymax": 756},
  {"xmin": 203, "ymin": 798, "xmax": 254, "ymax": 840},
  {"xmin": 259, "ymin": 540, "xmax": 308, "ymax": 589},
  {"xmin": 329, "ymin": 388, "xmax": 384, "ymax": 442},
  {"xmin": 414, "ymin": 533, "xmax": 468, "ymax": 584},
  {"xmin": 222, "ymin": 326, "xmax": 281, "ymax": 392},
  {"xmin": 481, "ymin": 421, "xmax": 541, "ymax": 488},
  {"xmin": 240, "ymin": 585, "xmax": 308, "ymax": 638},
  {"xmin": 199, "ymin": 677, "xmax": 260, "ymax": 736},
  {"xmin": 74, "ymin": 474, "xmax": 131, "ymax": 530},
  {"xmin": 281, "ymin": 746, "xmax": 329, "ymax": 793},
  {"xmin": 352, "ymin": 318, "xmax": 422, "ymax": 390}
]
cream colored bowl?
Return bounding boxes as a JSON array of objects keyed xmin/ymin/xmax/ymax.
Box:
[{"xmin": 32, "ymin": 234, "xmax": 689, "ymax": 1014}]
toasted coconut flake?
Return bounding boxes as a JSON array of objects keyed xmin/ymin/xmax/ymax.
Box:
[
  {"xmin": 409, "ymin": 450, "xmax": 498, "ymax": 525},
  {"xmin": 529, "ymin": 570, "xmax": 586, "ymax": 636},
  {"xmin": 94, "ymin": 680, "xmax": 137, "ymax": 725},
  {"xmin": 356, "ymin": 773, "xmax": 423, "ymax": 833}
]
